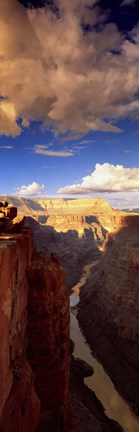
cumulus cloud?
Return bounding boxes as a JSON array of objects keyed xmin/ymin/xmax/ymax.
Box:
[
  {"xmin": 1, "ymin": 0, "xmax": 139, "ymax": 137},
  {"xmin": 15, "ymin": 181, "xmax": 45, "ymax": 196},
  {"xmin": 33, "ymin": 144, "xmax": 74, "ymax": 156},
  {"xmin": 58, "ymin": 163, "xmax": 139, "ymax": 194}
]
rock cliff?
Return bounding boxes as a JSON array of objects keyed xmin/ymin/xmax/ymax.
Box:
[
  {"xmin": 0, "ymin": 224, "xmax": 70, "ymax": 431},
  {"xmin": 78, "ymin": 215, "xmax": 139, "ymax": 412},
  {"xmin": 27, "ymin": 251, "xmax": 70, "ymax": 432},
  {"xmin": 0, "ymin": 197, "xmax": 124, "ymax": 290}
]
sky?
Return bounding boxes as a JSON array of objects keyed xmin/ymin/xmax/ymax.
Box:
[{"xmin": 0, "ymin": 0, "xmax": 139, "ymax": 208}]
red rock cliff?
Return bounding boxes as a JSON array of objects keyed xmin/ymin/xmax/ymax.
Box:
[
  {"xmin": 27, "ymin": 252, "xmax": 70, "ymax": 432},
  {"xmin": 0, "ymin": 227, "xmax": 70, "ymax": 432}
]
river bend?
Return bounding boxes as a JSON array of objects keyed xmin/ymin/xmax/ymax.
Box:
[{"xmin": 70, "ymin": 263, "xmax": 139, "ymax": 432}]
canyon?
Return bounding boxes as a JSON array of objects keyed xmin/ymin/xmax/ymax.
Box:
[
  {"xmin": 78, "ymin": 215, "xmax": 139, "ymax": 414},
  {"xmin": 0, "ymin": 197, "xmax": 124, "ymax": 289},
  {"xmin": 0, "ymin": 197, "xmax": 139, "ymax": 431}
]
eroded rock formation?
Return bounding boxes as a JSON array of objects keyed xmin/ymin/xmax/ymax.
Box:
[{"xmin": 78, "ymin": 215, "xmax": 139, "ymax": 412}]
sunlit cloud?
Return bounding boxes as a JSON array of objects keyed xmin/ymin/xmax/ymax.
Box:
[
  {"xmin": 22, "ymin": 118, "xmax": 30, "ymax": 128},
  {"xmin": 33, "ymin": 144, "xmax": 74, "ymax": 157},
  {"xmin": 15, "ymin": 181, "xmax": 45, "ymax": 196},
  {"xmin": 0, "ymin": 0, "xmax": 139, "ymax": 137},
  {"xmin": 0, "ymin": 101, "xmax": 20, "ymax": 136},
  {"xmin": 58, "ymin": 163, "xmax": 139, "ymax": 194}
]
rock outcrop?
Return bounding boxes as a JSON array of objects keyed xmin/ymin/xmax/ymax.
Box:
[
  {"xmin": 78, "ymin": 215, "xmax": 139, "ymax": 412},
  {"xmin": 0, "ymin": 219, "xmax": 71, "ymax": 431}
]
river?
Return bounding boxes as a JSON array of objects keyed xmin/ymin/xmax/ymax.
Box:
[{"xmin": 70, "ymin": 263, "xmax": 139, "ymax": 432}]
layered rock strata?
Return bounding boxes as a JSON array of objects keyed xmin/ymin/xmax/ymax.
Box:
[
  {"xmin": 27, "ymin": 252, "xmax": 70, "ymax": 432},
  {"xmin": 0, "ymin": 229, "xmax": 39, "ymax": 432},
  {"xmin": 78, "ymin": 215, "xmax": 139, "ymax": 412},
  {"xmin": 0, "ymin": 225, "xmax": 71, "ymax": 431},
  {"xmin": 0, "ymin": 197, "xmax": 125, "ymax": 290}
]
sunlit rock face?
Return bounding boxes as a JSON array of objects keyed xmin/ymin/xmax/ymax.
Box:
[
  {"xmin": 78, "ymin": 215, "xmax": 139, "ymax": 412},
  {"xmin": 0, "ymin": 224, "xmax": 71, "ymax": 432},
  {"xmin": 0, "ymin": 197, "xmax": 124, "ymax": 289}
]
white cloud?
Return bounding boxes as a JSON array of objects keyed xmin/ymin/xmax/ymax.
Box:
[
  {"xmin": 79, "ymin": 139, "xmax": 96, "ymax": 145},
  {"xmin": 0, "ymin": 0, "xmax": 139, "ymax": 137},
  {"xmin": 0, "ymin": 145, "xmax": 13, "ymax": 149},
  {"xmin": 33, "ymin": 144, "xmax": 73, "ymax": 157},
  {"xmin": 15, "ymin": 181, "xmax": 45, "ymax": 196},
  {"xmin": 58, "ymin": 163, "xmax": 139, "ymax": 194}
]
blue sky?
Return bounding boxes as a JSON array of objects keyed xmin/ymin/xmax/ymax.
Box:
[{"xmin": 0, "ymin": 0, "xmax": 139, "ymax": 208}]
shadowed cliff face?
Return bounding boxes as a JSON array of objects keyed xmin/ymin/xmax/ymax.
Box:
[
  {"xmin": 78, "ymin": 215, "xmax": 139, "ymax": 412},
  {"xmin": 27, "ymin": 252, "xmax": 70, "ymax": 432},
  {"xmin": 24, "ymin": 217, "xmax": 102, "ymax": 290}
]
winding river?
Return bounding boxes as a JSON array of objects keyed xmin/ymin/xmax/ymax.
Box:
[{"xmin": 70, "ymin": 263, "xmax": 139, "ymax": 432}]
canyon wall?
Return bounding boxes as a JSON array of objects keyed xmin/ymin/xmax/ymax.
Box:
[
  {"xmin": 0, "ymin": 229, "xmax": 40, "ymax": 432},
  {"xmin": 78, "ymin": 215, "xmax": 139, "ymax": 412},
  {"xmin": 24, "ymin": 215, "xmax": 101, "ymax": 290},
  {"xmin": 27, "ymin": 251, "xmax": 71, "ymax": 432},
  {"xmin": 0, "ymin": 226, "xmax": 71, "ymax": 432},
  {"xmin": 5, "ymin": 196, "xmax": 124, "ymax": 291},
  {"xmin": 23, "ymin": 199, "xmax": 123, "ymax": 290},
  {"xmin": 0, "ymin": 197, "xmax": 124, "ymax": 289}
]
